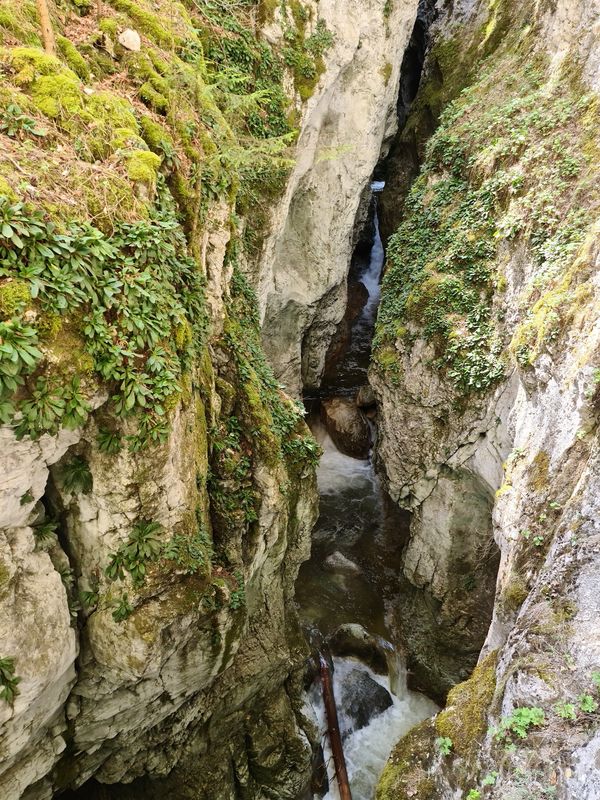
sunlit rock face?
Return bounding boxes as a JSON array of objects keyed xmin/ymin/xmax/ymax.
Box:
[
  {"xmin": 258, "ymin": 0, "xmax": 420, "ymax": 396},
  {"xmin": 0, "ymin": 0, "xmax": 426, "ymax": 795}
]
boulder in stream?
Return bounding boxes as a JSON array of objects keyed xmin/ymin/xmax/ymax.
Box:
[
  {"xmin": 324, "ymin": 551, "xmax": 361, "ymax": 575},
  {"xmin": 321, "ymin": 397, "xmax": 371, "ymax": 458},
  {"xmin": 339, "ymin": 668, "xmax": 393, "ymax": 739},
  {"xmin": 329, "ymin": 623, "xmax": 390, "ymax": 675},
  {"xmin": 356, "ymin": 384, "xmax": 376, "ymax": 409}
]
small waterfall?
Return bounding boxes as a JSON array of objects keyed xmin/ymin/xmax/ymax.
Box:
[
  {"xmin": 359, "ymin": 186, "xmax": 385, "ymax": 320},
  {"xmin": 296, "ymin": 180, "xmax": 438, "ymax": 799},
  {"xmin": 307, "ymin": 658, "xmax": 438, "ymax": 800}
]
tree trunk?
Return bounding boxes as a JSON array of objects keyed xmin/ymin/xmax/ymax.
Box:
[
  {"xmin": 319, "ymin": 654, "xmax": 353, "ymax": 800},
  {"xmin": 36, "ymin": 0, "xmax": 56, "ymax": 55}
]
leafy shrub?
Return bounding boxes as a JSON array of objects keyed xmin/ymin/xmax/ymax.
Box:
[
  {"xmin": 61, "ymin": 456, "xmax": 93, "ymax": 494},
  {"xmin": 0, "ymin": 190, "xmax": 207, "ymax": 446},
  {"xmin": 0, "ymin": 657, "xmax": 20, "ymax": 705}
]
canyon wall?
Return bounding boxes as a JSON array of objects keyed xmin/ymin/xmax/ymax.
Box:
[
  {"xmin": 374, "ymin": 0, "xmax": 600, "ymax": 796},
  {"xmin": 258, "ymin": 0, "xmax": 419, "ymax": 396},
  {"xmin": 0, "ymin": 0, "xmax": 374, "ymax": 796}
]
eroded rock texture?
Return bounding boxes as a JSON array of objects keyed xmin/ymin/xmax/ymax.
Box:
[
  {"xmin": 375, "ymin": 0, "xmax": 600, "ymax": 797},
  {"xmin": 258, "ymin": 0, "xmax": 420, "ymax": 395}
]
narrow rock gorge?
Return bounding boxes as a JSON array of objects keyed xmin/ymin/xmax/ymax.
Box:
[{"xmin": 0, "ymin": 1, "xmax": 598, "ymax": 799}]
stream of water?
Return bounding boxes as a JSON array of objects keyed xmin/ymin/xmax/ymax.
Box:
[{"xmin": 296, "ymin": 186, "xmax": 438, "ymax": 800}]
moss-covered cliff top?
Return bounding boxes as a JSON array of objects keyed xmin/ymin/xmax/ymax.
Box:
[
  {"xmin": 374, "ymin": 7, "xmax": 599, "ymax": 399},
  {"xmin": 0, "ymin": 0, "xmax": 332, "ymax": 447}
]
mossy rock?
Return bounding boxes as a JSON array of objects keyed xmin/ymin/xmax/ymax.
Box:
[
  {"xmin": 528, "ymin": 450, "xmax": 550, "ymax": 492},
  {"xmin": 434, "ymin": 649, "xmax": 499, "ymax": 759},
  {"xmin": 56, "ymin": 35, "xmax": 90, "ymax": 82},
  {"xmin": 125, "ymin": 149, "xmax": 161, "ymax": 185},
  {"xmin": 376, "ymin": 719, "xmax": 439, "ymax": 800},
  {"xmin": 501, "ymin": 575, "xmax": 529, "ymax": 613},
  {"xmin": 0, "ymin": 278, "xmax": 31, "ymax": 317}
]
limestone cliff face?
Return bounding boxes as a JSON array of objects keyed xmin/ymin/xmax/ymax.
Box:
[
  {"xmin": 0, "ymin": 200, "xmax": 319, "ymax": 799},
  {"xmin": 258, "ymin": 0, "xmax": 419, "ymax": 395},
  {"xmin": 374, "ymin": 0, "xmax": 600, "ymax": 797},
  {"xmin": 0, "ymin": 2, "xmax": 326, "ymax": 797}
]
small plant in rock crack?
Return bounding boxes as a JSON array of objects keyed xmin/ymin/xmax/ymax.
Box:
[
  {"xmin": 495, "ymin": 707, "xmax": 545, "ymax": 742},
  {"xmin": 481, "ymin": 772, "xmax": 499, "ymax": 787},
  {"xmin": 436, "ymin": 736, "xmax": 453, "ymax": 756},
  {"xmin": 0, "ymin": 319, "xmax": 42, "ymax": 402},
  {"xmin": 32, "ymin": 519, "xmax": 58, "ymax": 550},
  {"xmin": 229, "ymin": 571, "xmax": 246, "ymax": 610},
  {"xmin": 79, "ymin": 588, "xmax": 100, "ymax": 610},
  {"xmin": 97, "ymin": 427, "xmax": 122, "ymax": 455},
  {"xmin": 105, "ymin": 521, "xmax": 164, "ymax": 587},
  {"xmin": 58, "ymin": 565, "xmax": 82, "ymax": 619},
  {"xmin": 0, "ymin": 657, "xmax": 21, "ymax": 705},
  {"xmin": 578, "ymin": 694, "xmax": 598, "ymax": 713},
  {"xmin": 20, "ymin": 489, "xmax": 34, "ymax": 505},
  {"xmin": 554, "ymin": 702, "xmax": 577, "ymax": 720},
  {"xmin": 163, "ymin": 528, "xmax": 212, "ymax": 575},
  {"xmin": 12, "ymin": 377, "xmax": 91, "ymax": 440},
  {"xmin": 60, "ymin": 456, "xmax": 93, "ymax": 494},
  {"xmin": 522, "ymin": 529, "xmax": 545, "ymax": 547},
  {"xmin": 112, "ymin": 594, "xmax": 134, "ymax": 622}
]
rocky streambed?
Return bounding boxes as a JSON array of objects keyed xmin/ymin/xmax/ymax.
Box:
[{"xmin": 295, "ymin": 190, "xmax": 439, "ymax": 799}]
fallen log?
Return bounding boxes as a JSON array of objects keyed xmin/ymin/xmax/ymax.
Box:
[{"xmin": 319, "ymin": 653, "xmax": 353, "ymax": 800}]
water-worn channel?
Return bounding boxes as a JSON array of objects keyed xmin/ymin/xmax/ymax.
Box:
[{"xmin": 296, "ymin": 186, "xmax": 437, "ymax": 800}]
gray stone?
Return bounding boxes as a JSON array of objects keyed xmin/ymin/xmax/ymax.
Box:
[
  {"xmin": 324, "ymin": 551, "xmax": 361, "ymax": 575},
  {"xmin": 321, "ymin": 397, "xmax": 371, "ymax": 459},
  {"xmin": 329, "ymin": 624, "xmax": 390, "ymax": 675},
  {"xmin": 338, "ymin": 668, "xmax": 393, "ymax": 739},
  {"xmin": 356, "ymin": 385, "xmax": 376, "ymax": 409},
  {"xmin": 118, "ymin": 29, "xmax": 141, "ymax": 51}
]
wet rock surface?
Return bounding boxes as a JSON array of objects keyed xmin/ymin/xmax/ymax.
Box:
[
  {"xmin": 324, "ymin": 552, "xmax": 362, "ymax": 575},
  {"xmin": 356, "ymin": 385, "xmax": 376, "ymax": 409},
  {"xmin": 329, "ymin": 624, "xmax": 390, "ymax": 675},
  {"xmin": 338, "ymin": 668, "xmax": 393, "ymax": 739},
  {"xmin": 321, "ymin": 397, "xmax": 371, "ymax": 459}
]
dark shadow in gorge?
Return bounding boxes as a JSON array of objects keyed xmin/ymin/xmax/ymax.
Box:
[
  {"xmin": 376, "ymin": 0, "xmax": 438, "ymax": 244},
  {"xmin": 386, "ymin": 470, "xmax": 501, "ymax": 702},
  {"xmin": 301, "ymin": 0, "xmax": 502, "ymax": 705}
]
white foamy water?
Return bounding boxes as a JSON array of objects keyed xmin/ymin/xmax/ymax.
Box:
[
  {"xmin": 359, "ymin": 208, "xmax": 384, "ymax": 320},
  {"xmin": 316, "ymin": 430, "xmax": 375, "ymax": 496},
  {"xmin": 308, "ymin": 658, "xmax": 438, "ymax": 800}
]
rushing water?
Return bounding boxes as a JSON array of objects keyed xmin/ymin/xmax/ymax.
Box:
[
  {"xmin": 296, "ymin": 186, "xmax": 438, "ymax": 800},
  {"xmin": 307, "ymin": 658, "xmax": 437, "ymax": 800},
  {"xmin": 321, "ymin": 191, "xmax": 386, "ymax": 396}
]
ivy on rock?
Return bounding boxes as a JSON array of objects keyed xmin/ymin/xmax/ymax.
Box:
[{"xmin": 0, "ymin": 186, "xmax": 207, "ymax": 448}]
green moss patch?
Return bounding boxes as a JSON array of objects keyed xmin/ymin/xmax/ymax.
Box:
[
  {"xmin": 435, "ymin": 650, "xmax": 499, "ymax": 758},
  {"xmin": 376, "ymin": 719, "xmax": 438, "ymax": 800},
  {"xmin": 375, "ymin": 18, "xmax": 599, "ymax": 396}
]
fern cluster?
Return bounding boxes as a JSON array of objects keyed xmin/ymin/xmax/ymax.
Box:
[{"xmin": 0, "ymin": 188, "xmax": 207, "ymax": 447}]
